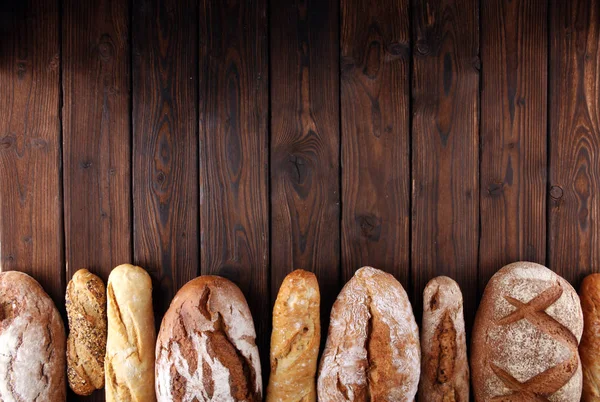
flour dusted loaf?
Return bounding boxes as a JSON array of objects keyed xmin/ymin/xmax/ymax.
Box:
[
  {"xmin": 471, "ymin": 261, "xmax": 583, "ymax": 401},
  {"xmin": 419, "ymin": 276, "xmax": 469, "ymax": 402},
  {"xmin": 579, "ymin": 273, "xmax": 600, "ymax": 401},
  {"xmin": 155, "ymin": 275, "xmax": 262, "ymax": 402},
  {"xmin": 66, "ymin": 268, "xmax": 107, "ymax": 395},
  {"xmin": 267, "ymin": 269, "xmax": 320, "ymax": 402},
  {"xmin": 0, "ymin": 271, "xmax": 66, "ymax": 402},
  {"xmin": 105, "ymin": 264, "xmax": 156, "ymax": 402},
  {"xmin": 318, "ymin": 266, "xmax": 420, "ymax": 401}
]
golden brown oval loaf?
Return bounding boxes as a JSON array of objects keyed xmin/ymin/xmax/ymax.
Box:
[
  {"xmin": 579, "ymin": 273, "xmax": 600, "ymax": 401},
  {"xmin": 418, "ymin": 276, "xmax": 469, "ymax": 402},
  {"xmin": 471, "ymin": 261, "xmax": 583, "ymax": 401},
  {"xmin": 66, "ymin": 268, "xmax": 107, "ymax": 395},
  {"xmin": 155, "ymin": 275, "xmax": 262, "ymax": 402},
  {"xmin": 105, "ymin": 264, "xmax": 156, "ymax": 402},
  {"xmin": 267, "ymin": 269, "xmax": 320, "ymax": 402},
  {"xmin": 318, "ymin": 266, "xmax": 420, "ymax": 401},
  {"xmin": 0, "ymin": 271, "xmax": 66, "ymax": 402}
]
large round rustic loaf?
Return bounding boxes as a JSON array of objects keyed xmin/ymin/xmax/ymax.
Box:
[
  {"xmin": 155, "ymin": 275, "xmax": 262, "ymax": 402},
  {"xmin": 66, "ymin": 268, "xmax": 107, "ymax": 395},
  {"xmin": 471, "ymin": 261, "xmax": 583, "ymax": 401},
  {"xmin": 419, "ymin": 276, "xmax": 469, "ymax": 402},
  {"xmin": 105, "ymin": 264, "xmax": 156, "ymax": 402},
  {"xmin": 318, "ymin": 266, "xmax": 420, "ymax": 401},
  {"xmin": 0, "ymin": 271, "xmax": 66, "ymax": 402},
  {"xmin": 579, "ymin": 273, "xmax": 600, "ymax": 401}
]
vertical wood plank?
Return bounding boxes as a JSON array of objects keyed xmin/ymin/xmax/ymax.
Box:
[
  {"xmin": 270, "ymin": 0, "xmax": 340, "ymax": 331},
  {"xmin": 62, "ymin": 0, "xmax": 131, "ymax": 287},
  {"xmin": 0, "ymin": 0, "xmax": 64, "ymax": 306},
  {"xmin": 479, "ymin": 0, "xmax": 548, "ymax": 290},
  {"xmin": 411, "ymin": 0, "xmax": 480, "ymax": 327},
  {"xmin": 340, "ymin": 0, "xmax": 411, "ymax": 286},
  {"xmin": 549, "ymin": 0, "xmax": 600, "ymax": 284},
  {"xmin": 199, "ymin": 0, "xmax": 270, "ymax": 370},
  {"xmin": 132, "ymin": 0, "xmax": 199, "ymax": 316}
]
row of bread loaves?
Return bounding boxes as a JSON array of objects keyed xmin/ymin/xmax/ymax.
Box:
[{"xmin": 3, "ymin": 261, "xmax": 600, "ymax": 401}]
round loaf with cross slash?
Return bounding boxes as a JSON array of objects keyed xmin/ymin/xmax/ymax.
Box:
[{"xmin": 471, "ymin": 261, "xmax": 583, "ymax": 401}]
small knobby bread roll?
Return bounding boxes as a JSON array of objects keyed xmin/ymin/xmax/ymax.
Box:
[
  {"xmin": 156, "ymin": 275, "xmax": 262, "ymax": 402},
  {"xmin": 105, "ymin": 264, "xmax": 156, "ymax": 402},
  {"xmin": 419, "ymin": 276, "xmax": 469, "ymax": 402},
  {"xmin": 318, "ymin": 266, "xmax": 420, "ymax": 401},
  {"xmin": 66, "ymin": 268, "xmax": 107, "ymax": 395},
  {"xmin": 267, "ymin": 269, "xmax": 320, "ymax": 402},
  {"xmin": 580, "ymin": 273, "xmax": 600, "ymax": 401},
  {"xmin": 472, "ymin": 261, "xmax": 583, "ymax": 401},
  {"xmin": 0, "ymin": 271, "xmax": 66, "ymax": 402}
]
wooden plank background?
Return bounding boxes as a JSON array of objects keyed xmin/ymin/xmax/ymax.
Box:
[{"xmin": 1, "ymin": 0, "xmax": 600, "ymax": 400}]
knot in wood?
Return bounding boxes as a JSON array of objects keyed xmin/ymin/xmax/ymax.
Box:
[{"xmin": 550, "ymin": 185, "xmax": 563, "ymax": 200}]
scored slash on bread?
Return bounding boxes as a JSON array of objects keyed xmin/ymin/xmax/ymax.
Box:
[
  {"xmin": 267, "ymin": 269, "xmax": 320, "ymax": 402},
  {"xmin": 318, "ymin": 266, "xmax": 420, "ymax": 402}
]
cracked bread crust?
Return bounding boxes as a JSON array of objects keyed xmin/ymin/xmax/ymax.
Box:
[
  {"xmin": 0, "ymin": 271, "xmax": 66, "ymax": 402},
  {"xmin": 267, "ymin": 269, "xmax": 320, "ymax": 402},
  {"xmin": 155, "ymin": 275, "xmax": 262, "ymax": 402},
  {"xmin": 66, "ymin": 268, "xmax": 107, "ymax": 395},
  {"xmin": 317, "ymin": 266, "xmax": 420, "ymax": 401},
  {"xmin": 471, "ymin": 261, "xmax": 583, "ymax": 402},
  {"xmin": 105, "ymin": 264, "xmax": 156, "ymax": 402},
  {"xmin": 418, "ymin": 276, "xmax": 469, "ymax": 402}
]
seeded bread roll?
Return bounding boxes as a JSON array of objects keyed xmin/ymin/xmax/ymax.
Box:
[
  {"xmin": 66, "ymin": 268, "xmax": 107, "ymax": 395},
  {"xmin": 318, "ymin": 266, "xmax": 420, "ymax": 401},
  {"xmin": 155, "ymin": 275, "xmax": 262, "ymax": 401},
  {"xmin": 419, "ymin": 276, "xmax": 469, "ymax": 402},
  {"xmin": 0, "ymin": 271, "xmax": 66, "ymax": 402},
  {"xmin": 267, "ymin": 269, "xmax": 320, "ymax": 402},
  {"xmin": 471, "ymin": 261, "xmax": 583, "ymax": 401},
  {"xmin": 105, "ymin": 264, "xmax": 156, "ymax": 402},
  {"xmin": 579, "ymin": 273, "xmax": 600, "ymax": 401}
]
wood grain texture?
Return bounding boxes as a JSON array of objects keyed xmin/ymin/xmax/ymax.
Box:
[
  {"xmin": 132, "ymin": 0, "xmax": 199, "ymax": 316},
  {"xmin": 199, "ymin": 0, "xmax": 270, "ymax": 372},
  {"xmin": 270, "ymin": 0, "xmax": 340, "ymax": 338},
  {"xmin": 0, "ymin": 0, "xmax": 64, "ymax": 306},
  {"xmin": 340, "ymin": 0, "xmax": 410, "ymax": 286},
  {"xmin": 549, "ymin": 0, "xmax": 600, "ymax": 285},
  {"xmin": 62, "ymin": 0, "xmax": 131, "ymax": 288},
  {"xmin": 479, "ymin": 0, "xmax": 547, "ymax": 291},
  {"xmin": 411, "ymin": 0, "xmax": 480, "ymax": 327}
]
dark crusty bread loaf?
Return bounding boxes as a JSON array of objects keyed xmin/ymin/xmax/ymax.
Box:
[
  {"xmin": 267, "ymin": 269, "xmax": 320, "ymax": 402},
  {"xmin": 0, "ymin": 271, "xmax": 66, "ymax": 402},
  {"xmin": 155, "ymin": 275, "xmax": 262, "ymax": 402},
  {"xmin": 579, "ymin": 273, "xmax": 600, "ymax": 401},
  {"xmin": 318, "ymin": 266, "xmax": 420, "ymax": 401},
  {"xmin": 472, "ymin": 261, "xmax": 583, "ymax": 401},
  {"xmin": 418, "ymin": 276, "xmax": 469, "ymax": 402},
  {"xmin": 66, "ymin": 268, "xmax": 107, "ymax": 395},
  {"xmin": 105, "ymin": 264, "xmax": 156, "ymax": 402}
]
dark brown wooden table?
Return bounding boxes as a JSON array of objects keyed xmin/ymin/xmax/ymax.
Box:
[{"xmin": 1, "ymin": 0, "xmax": 599, "ymax": 400}]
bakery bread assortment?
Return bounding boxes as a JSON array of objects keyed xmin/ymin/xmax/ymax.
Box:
[
  {"xmin": 472, "ymin": 261, "xmax": 584, "ymax": 401},
  {"xmin": 419, "ymin": 276, "xmax": 469, "ymax": 402},
  {"xmin": 580, "ymin": 273, "xmax": 600, "ymax": 401},
  {"xmin": 155, "ymin": 275, "xmax": 262, "ymax": 402},
  {"xmin": 105, "ymin": 264, "xmax": 156, "ymax": 402},
  {"xmin": 66, "ymin": 268, "xmax": 107, "ymax": 395},
  {"xmin": 267, "ymin": 269, "xmax": 320, "ymax": 402},
  {"xmin": 0, "ymin": 271, "xmax": 66, "ymax": 402},
  {"xmin": 5, "ymin": 259, "xmax": 600, "ymax": 401},
  {"xmin": 318, "ymin": 266, "xmax": 420, "ymax": 401}
]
